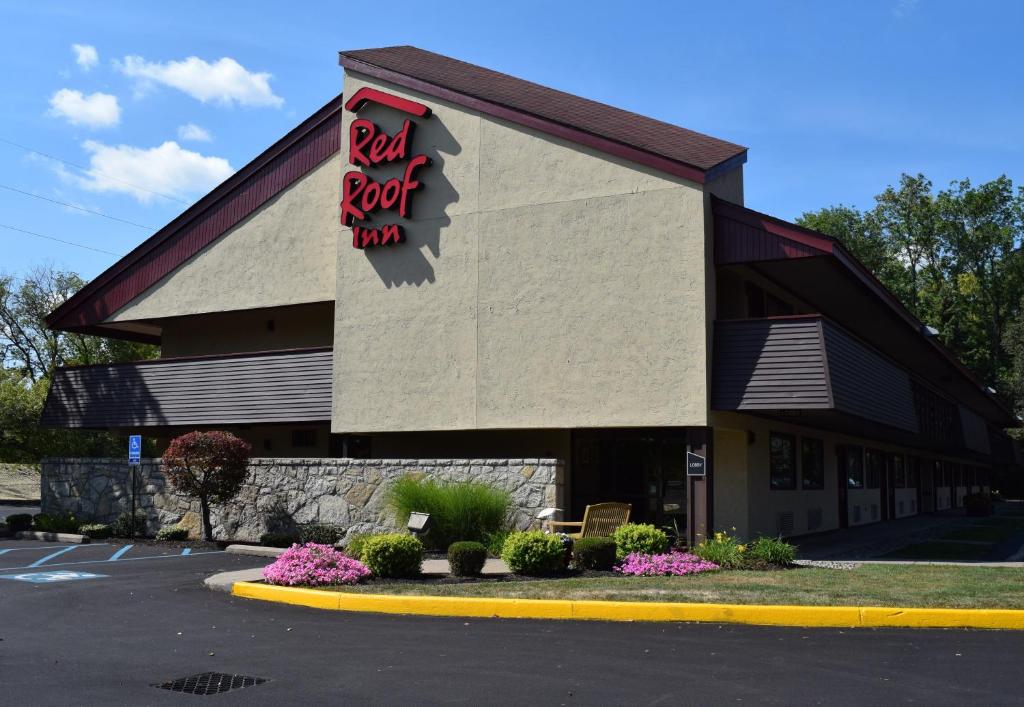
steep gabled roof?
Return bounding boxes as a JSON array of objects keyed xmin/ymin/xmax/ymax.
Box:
[
  {"xmin": 46, "ymin": 95, "xmax": 343, "ymax": 338},
  {"xmin": 339, "ymin": 45, "xmax": 747, "ymax": 183}
]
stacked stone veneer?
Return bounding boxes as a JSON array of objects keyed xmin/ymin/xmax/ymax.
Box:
[{"xmin": 40, "ymin": 457, "xmax": 564, "ymax": 541}]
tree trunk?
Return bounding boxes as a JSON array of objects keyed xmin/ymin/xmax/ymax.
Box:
[{"xmin": 200, "ymin": 497, "xmax": 213, "ymax": 541}]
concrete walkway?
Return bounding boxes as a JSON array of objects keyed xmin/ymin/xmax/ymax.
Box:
[{"xmin": 795, "ymin": 506, "xmax": 1024, "ymax": 562}]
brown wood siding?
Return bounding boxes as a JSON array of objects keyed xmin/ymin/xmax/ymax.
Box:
[
  {"xmin": 712, "ymin": 318, "xmax": 832, "ymax": 410},
  {"xmin": 41, "ymin": 349, "xmax": 331, "ymax": 429},
  {"xmin": 714, "ymin": 215, "xmax": 827, "ymax": 264},
  {"xmin": 821, "ymin": 320, "xmax": 919, "ymax": 433}
]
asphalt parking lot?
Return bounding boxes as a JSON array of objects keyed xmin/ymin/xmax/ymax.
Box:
[{"xmin": 2, "ymin": 538, "xmax": 1024, "ymax": 705}]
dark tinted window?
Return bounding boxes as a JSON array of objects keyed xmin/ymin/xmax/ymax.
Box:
[
  {"xmin": 770, "ymin": 433, "xmax": 797, "ymax": 490},
  {"xmin": 844, "ymin": 446, "xmax": 865, "ymax": 489},
  {"xmin": 801, "ymin": 438, "xmax": 825, "ymax": 490}
]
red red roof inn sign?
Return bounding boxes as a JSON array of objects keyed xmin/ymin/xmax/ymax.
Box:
[{"xmin": 340, "ymin": 88, "xmax": 433, "ymax": 249}]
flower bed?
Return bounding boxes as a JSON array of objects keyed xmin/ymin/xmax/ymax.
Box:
[
  {"xmin": 263, "ymin": 543, "xmax": 371, "ymax": 587},
  {"xmin": 616, "ymin": 551, "xmax": 719, "ymax": 577}
]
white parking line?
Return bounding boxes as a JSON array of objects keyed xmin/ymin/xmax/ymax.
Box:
[{"xmin": 0, "ymin": 551, "xmax": 222, "ymax": 573}]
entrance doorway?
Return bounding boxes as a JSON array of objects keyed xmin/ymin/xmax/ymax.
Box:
[{"xmin": 571, "ymin": 429, "xmax": 689, "ymax": 532}]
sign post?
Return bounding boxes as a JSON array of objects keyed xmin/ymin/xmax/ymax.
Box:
[{"xmin": 128, "ymin": 435, "xmax": 141, "ymax": 540}]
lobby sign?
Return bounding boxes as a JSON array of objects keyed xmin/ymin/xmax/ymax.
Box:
[
  {"xmin": 340, "ymin": 87, "xmax": 433, "ymax": 249},
  {"xmin": 686, "ymin": 452, "xmax": 706, "ymax": 477}
]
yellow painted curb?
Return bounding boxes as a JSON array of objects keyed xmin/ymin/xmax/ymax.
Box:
[{"xmin": 231, "ymin": 582, "xmax": 1024, "ymax": 630}]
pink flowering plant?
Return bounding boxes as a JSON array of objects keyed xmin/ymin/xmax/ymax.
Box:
[
  {"xmin": 616, "ymin": 551, "xmax": 719, "ymax": 577},
  {"xmin": 262, "ymin": 543, "xmax": 372, "ymax": 587}
]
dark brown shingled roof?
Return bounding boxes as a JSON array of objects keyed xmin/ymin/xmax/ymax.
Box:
[{"xmin": 338, "ymin": 46, "xmax": 746, "ymax": 181}]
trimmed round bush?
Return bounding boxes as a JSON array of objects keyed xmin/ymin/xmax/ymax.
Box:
[
  {"xmin": 501, "ymin": 531, "xmax": 566, "ymax": 575},
  {"xmin": 571, "ymin": 536, "xmax": 617, "ymax": 571},
  {"xmin": 361, "ymin": 533, "xmax": 424, "ymax": 578},
  {"xmin": 261, "ymin": 532, "xmax": 299, "ymax": 548},
  {"xmin": 155, "ymin": 525, "xmax": 189, "ymax": 541},
  {"xmin": 448, "ymin": 541, "xmax": 487, "ymax": 577},
  {"xmin": 6, "ymin": 513, "xmax": 32, "ymax": 532},
  {"xmin": 263, "ymin": 543, "xmax": 371, "ymax": 587},
  {"xmin": 611, "ymin": 523, "xmax": 669, "ymax": 560},
  {"xmin": 299, "ymin": 523, "xmax": 343, "ymax": 546},
  {"xmin": 79, "ymin": 523, "xmax": 113, "ymax": 540}
]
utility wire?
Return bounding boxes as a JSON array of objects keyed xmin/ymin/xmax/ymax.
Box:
[
  {"xmin": 0, "ymin": 184, "xmax": 156, "ymax": 231},
  {"xmin": 0, "ymin": 223, "xmax": 123, "ymax": 257},
  {"xmin": 0, "ymin": 136, "xmax": 191, "ymax": 205}
]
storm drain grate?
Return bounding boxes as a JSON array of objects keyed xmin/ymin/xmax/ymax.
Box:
[{"xmin": 154, "ymin": 672, "xmax": 267, "ymax": 696}]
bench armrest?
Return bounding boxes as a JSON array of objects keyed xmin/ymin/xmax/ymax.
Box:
[{"xmin": 547, "ymin": 521, "xmax": 583, "ymax": 529}]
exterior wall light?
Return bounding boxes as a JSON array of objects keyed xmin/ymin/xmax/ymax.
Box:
[
  {"xmin": 923, "ymin": 325, "xmax": 940, "ymax": 337},
  {"xmin": 407, "ymin": 512, "xmax": 431, "ymax": 536}
]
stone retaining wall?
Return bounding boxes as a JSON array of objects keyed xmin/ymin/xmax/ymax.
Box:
[{"xmin": 40, "ymin": 457, "xmax": 564, "ymax": 541}]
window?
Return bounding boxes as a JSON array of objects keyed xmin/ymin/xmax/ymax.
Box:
[
  {"xmin": 907, "ymin": 457, "xmax": 920, "ymax": 488},
  {"xmin": 893, "ymin": 455, "xmax": 906, "ymax": 488},
  {"xmin": 844, "ymin": 446, "xmax": 865, "ymax": 489},
  {"xmin": 865, "ymin": 450, "xmax": 882, "ymax": 489},
  {"xmin": 770, "ymin": 433, "xmax": 797, "ymax": 490},
  {"xmin": 291, "ymin": 429, "xmax": 318, "ymax": 448},
  {"xmin": 801, "ymin": 438, "xmax": 825, "ymax": 490}
]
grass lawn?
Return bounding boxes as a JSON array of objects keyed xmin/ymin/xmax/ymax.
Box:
[{"xmin": 325, "ymin": 564, "xmax": 1024, "ymax": 609}]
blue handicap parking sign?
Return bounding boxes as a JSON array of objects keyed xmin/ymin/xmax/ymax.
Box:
[
  {"xmin": 0, "ymin": 570, "xmax": 108, "ymax": 583},
  {"xmin": 129, "ymin": 434, "xmax": 142, "ymax": 465}
]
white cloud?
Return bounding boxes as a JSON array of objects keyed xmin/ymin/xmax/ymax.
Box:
[
  {"xmin": 892, "ymin": 0, "xmax": 920, "ymax": 18},
  {"xmin": 71, "ymin": 140, "xmax": 234, "ymax": 203},
  {"xmin": 72, "ymin": 43, "xmax": 98, "ymax": 70},
  {"xmin": 48, "ymin": 89, "xmax": 120, "ymax": 128},
  {"xmin": 116, "ymin": 55, "xmax": 283, "ymax": 107},
  {"xmin": 177, "ymin": 123, "xmax": 212, "ymax": 142}
]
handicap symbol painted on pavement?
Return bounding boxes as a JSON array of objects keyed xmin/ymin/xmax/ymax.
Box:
[{"xmin": 0, "ymin": 570, "xmax": 108, "ymax": 583}]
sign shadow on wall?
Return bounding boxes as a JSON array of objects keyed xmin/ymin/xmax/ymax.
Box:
[{"xmin": 349, "ymin": 100, "xmax": 461, "ymax": 288}]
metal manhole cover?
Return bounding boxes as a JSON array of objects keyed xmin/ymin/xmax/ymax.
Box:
[{"xmin": 154, "ymin": 672, "xmax": 268, "ymax": 695}]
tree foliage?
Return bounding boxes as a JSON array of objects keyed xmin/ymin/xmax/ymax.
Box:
[
  {"xmin": 0, "ymin": 267, "xmax": 159, "ymax": 462},
  {"xmin": 797, "ymin": 173, "xmax": 1024, "ymax": 420},
  {"xmin": 162, "ymin": 431, "xmax": 252, "ymax": 540}
]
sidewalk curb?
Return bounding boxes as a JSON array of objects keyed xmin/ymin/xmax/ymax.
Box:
[
  {"xmin": 205, "ymin": 567, "xmax": 268, "ymax": 592},
  {"xmin": 224, "ymin": 544, "xmax": 285, "ymax": 558},
  {"xmin": 230, "ymin": 581, "xmax": 1024, "ymax": 630},
  {"xmin": 15, "ymin": 530, "xmax": 90, "ymax": 544}
]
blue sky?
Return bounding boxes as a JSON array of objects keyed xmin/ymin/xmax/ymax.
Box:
[{"xmin": 1, "ymin": 0, "xmax": 1021, "ymax": 281}]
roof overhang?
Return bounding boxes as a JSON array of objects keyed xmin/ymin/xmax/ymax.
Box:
[{"xmin": 713, "ymin": 197, "xmax": 1018, "ymax": 428}]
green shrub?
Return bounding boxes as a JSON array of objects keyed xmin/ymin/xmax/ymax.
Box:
[
  {"xmin": 261, "ymin": 532, "xmax": 299, "ymax": 548},
  {"xmin": 448, "ymin": 541, "xmax": 487, "ymax": 577},
  {"xmin": 387, "ymin": 476, "xmax": 511, "ymax": 550},
  {"xmin": 343, "ymin": 533, "xmax": 370, "ymax": 559},
  {"xmin": 501, "ymin": 531, "xmax": 566, "ymax": 575},
  {"xmin": 79, "ymin": 523, "xmax": 113, "ymax": 539},
  {"xmin": 33, "ymin": 512, "xmax": 80, "ymax": 533},
  {"xmin": 112, "ymin": 510, "xmax": 148, "ymax": 538},
  {"xmin": 694, "ymin": 530, "xmax": 746, "ymax": 569},
  {"xmin": 483, "ymin": 529, "xmax": 510, "ymax": 557},
  {"xmin": 155, "ymin": 525, "xmax": 189, "ymax": 541},
  {"xmin": 572, "ymin": 536, "xmax": 617, "ymax": 571},
  {"xmin": 746, "ymin": 536, "xmax": 796, "ymax": 566},
  {"xmin": 6, "ymin": 513, "xmax": 33, "ymax": 532},
  {"xmin": 299, "ymin": 523, "xmax": 343, "ymax": 545},
  {"xmin": 611, "ymin": 523, "xmax": 669, "ymax": 559},
  {"xmin": 361, "ymin": 533, "xmax": 424, "ymax": 578}
]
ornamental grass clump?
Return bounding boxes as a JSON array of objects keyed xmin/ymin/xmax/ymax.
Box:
[
  {"xmin": 693, "ymin": 530, "xmax": 746, "ymax": 569},
  {"xmin": 617, "ymin": 551, "xmax": 719, "ymax": 577},
  {"xmin": 262, "ymin": 543, "xmax": 371, "ymax": 587},
  {"xmin": 387, "ymin": 476, "xmax": 511, "ymax": 550},
  {"xmin": 747, "ymin": 536, "xmax": 796, "ymax": 567}
]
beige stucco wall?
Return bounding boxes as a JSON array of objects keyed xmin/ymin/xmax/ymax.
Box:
[
  {"xmin": 711, "ymin": 412, "xmax": 987, "ymax": 539},
  {"xmin": 333, "ymin": 72, "xmax": 714, "ymax": 433},
  {"xmin": 108, "ymin": 155, "xmax": 340, "ymax": 323}
]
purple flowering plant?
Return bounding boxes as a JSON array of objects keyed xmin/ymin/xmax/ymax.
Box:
[
  {"xmin": 263, "ymin": 542, "xmax": 372, "ymax": 587},
  {"xmin": 616, "ymin": 551, "xmax": 719, "ymax": 577}
]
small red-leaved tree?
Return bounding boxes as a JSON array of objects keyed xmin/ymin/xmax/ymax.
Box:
[{"xmin": 162, "ymin": 431, "xmax": 252, "ymax": 541}]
